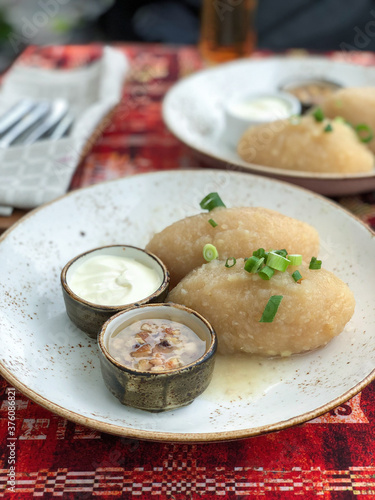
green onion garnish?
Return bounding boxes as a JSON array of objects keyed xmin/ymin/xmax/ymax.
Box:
[
  {"xmin": 309, "ymin": 256, "xmax": 322, "ymax": 270},
  {"xmin": 225, "ymin": 257, "xmax": 236, "ymax": 268},
  {"xmin": 260, "ymin": 295, "xmax": 283, "ymax": 323},
  {"xmin": 324, "ymin": 124, "xmax": 333, "ymax": 133},
  {"xmin": 313, "ymin": 108, "xmax": 324, "ymax": 122},
  {"xmin": 292, "ymin": 270, "xmax": 303, "ymax": 283},
  {"xmin": 203, "ymin": 244, "xmax": 218, "ymax": 262},
  {"xmin": 252, "ymin": 248, "xmax": 268, "ymax": 259},
  {"xmin": 258, "ymin": 266, "xmax": 274, "ymax": 280},
  {"xmin": 274, "ymin": 249, "xmax": 288, "ymax": 258},
  {"xmin": 244, "ymin": 256, "xmax": 264, "ymax": 273},
  {"xmin": 288, "ymin": 254, "xmax": 302, "ymax": 266},
  {"xmin": 334, "ymin": 117, "xmax": 352, "ymax": 128},
  {"xmin": 200, "ymin": 192, "xmax": 226, "ymax": 211},
  {"xmin": 266, "ymin": 251, "xmax": 290, "ymax": 272},
  {"xmin": 355, "ymin": 124, "xmax": 374, "ymax": 143},
  {"xmin": 208, "ymin": 218, "xmax": 218, "ymax": 228}
]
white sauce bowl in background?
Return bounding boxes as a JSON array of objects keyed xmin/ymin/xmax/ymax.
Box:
[{"xmin": 224, "ymin": 91, "xmax": 301, "ymax": 148}]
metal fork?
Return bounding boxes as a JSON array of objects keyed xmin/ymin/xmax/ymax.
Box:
[
  {"xmin": 21, "ymin": 99, "xmax": 69, "ymax": 146},
  {"xmin": 0, "ymin": 98, "xmax": 74, "ymax": 215},
  {"xmin": 0, "ymin": 98, "xmax": 72, "ymax": 148},
  {"xmin": 0, "ymin": 101, "xmax": 51, "ymax": 148}
]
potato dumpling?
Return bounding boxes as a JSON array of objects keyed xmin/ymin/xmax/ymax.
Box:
[
  {"xmin": 237, "ymin": 115, "xmax": 374, "ymax": 173},
  {"xmin": 146, "ymin": 207, "xmax": 319, "ymax": 287},
  {"xmin": 168, "ymin": 259, "xmax": 355, "ymax": 357},
  {"xmin": 321, "ymin": 87, "xmax": 375, "ymax": 153}
]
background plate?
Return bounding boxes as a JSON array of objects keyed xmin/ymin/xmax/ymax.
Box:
[
  {"xmin": 163, "ymin": 57, "xmax": 375, "ymax": 196},
  {"xmin": 0, "ymin": 170, "xmax": 374, "ymax": 442}
]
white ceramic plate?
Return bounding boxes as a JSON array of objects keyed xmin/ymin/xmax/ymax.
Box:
[
  {"xmin": 163, "ymin": 56, "xmax": 375, "ymax": 196},
  {"xmin": 0, "ymin": 170, "xmax": 374, "ymax": 442}
]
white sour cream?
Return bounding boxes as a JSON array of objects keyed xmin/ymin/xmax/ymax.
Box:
[
  {"xmin": 230, "ymin": 96, "xmax": 292, "ymax": 121},
  {"xmin": 68, "ymin": 254, "xmax": 161, "ymax": 306}
]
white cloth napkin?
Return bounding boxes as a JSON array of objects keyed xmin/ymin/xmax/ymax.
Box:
[{"xmin": 0, "ymin": 47, "xmax": 129, "ymax": 211}]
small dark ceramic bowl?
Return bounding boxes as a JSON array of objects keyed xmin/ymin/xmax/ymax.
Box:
[
  {"xmin": 61, "ymin": 245, "xmax": 170, "ymax": 339},
  {"xmin": 98, "ymin": 303, "xmax": 217, "ymax": 412},
  {"xmin": 279, "ymin": 77, "xmax": 342, "ymax": 113}
]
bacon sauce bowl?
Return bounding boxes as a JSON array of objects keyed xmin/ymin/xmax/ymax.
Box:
[
  {"xmin": 98, "ymin": 303, "xmax": 217, "ymax": 412},
  {"xmin": 60, "ymin": 245, "xmax": 170, "ymax": 339},
  {"xmin": 280, "ymin": 77, "xmax": 342, "ymax": 112}
]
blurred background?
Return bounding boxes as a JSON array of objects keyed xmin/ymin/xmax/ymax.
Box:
[{"xmin": 0, "ymin": 0, "xmax": 375, "ymax": 70}]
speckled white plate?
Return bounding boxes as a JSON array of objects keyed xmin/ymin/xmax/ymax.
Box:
[
  {"xmin": 0, "ymin": 170, "xmax": 374, "ymax": 442},
  {"xmin": 163, "ymin": 57, "xmax": 375, "ymax": 196}
]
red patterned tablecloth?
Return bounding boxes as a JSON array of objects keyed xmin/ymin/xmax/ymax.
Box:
[{"xmin": 1, "ymin": 44, "xmax": 375, "ymax": 499}]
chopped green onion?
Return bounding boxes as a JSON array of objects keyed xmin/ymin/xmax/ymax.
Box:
[
  {"xmin": 313, "ymin": 107, "xmax": 324, "ymax": 122},
  {"xmin": 288, "ymin": 254, "xmax": 302, "ymax": 266},
  {"xmin": 309, "ymin": 256, "xmax": 322, "ymax": 270},
  {"xmin": 260, "ymin": 295, "xmax": 283, "ymax": 323},
  {"xmin": 292, "ymin": 270, "xmax": 303, "ymax": 283},
  {"xmin": 274, "ymin": 249, "xmax": 288, "ymax": 258},
  {"xmin": 203, "ymin": 244, "xmax": 218, "ymax": 262},
  {"xmin": 200, "ymin": 192, "xmax": 226, "ymax": 211},
  {"xmin": 324, "ymin": 124, "xmax": 333, "ymax": 133},
  {"xmin": 252, "ymin": 248, "xmax": 268, "ymax": 259},
  {"xmin": 208, "ymin": 218, "xmax": 218, "ymax": 228},
  {"xmin": 225, "ymin": 257, "xmax": 236, "ymax": 268},
  {"xmin": 244, "ymin": 256, "xmax": 264, "ymax": 273},
  {"xmin": 355, "ymin": 124, "xmax": 374, "ymax": 143},
  {"xmin": 266, "ymin": 251, "xmax": 290, "ymax": 272},
  {"xmin": 334, "ymin": 116, "xmax": 352, "ymax": 127},
  {"xmin": 258, "ymin": 266, "xmax": 274, "ymax": 280}
]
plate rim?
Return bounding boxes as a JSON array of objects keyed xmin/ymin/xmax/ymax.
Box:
[
  {"xmin": 162, "ymin": 55, "xmax": 375, "ymax": 182},
  {"xmin": 1, "ymin": 169, "xmax": 375, "ymax": 442}
]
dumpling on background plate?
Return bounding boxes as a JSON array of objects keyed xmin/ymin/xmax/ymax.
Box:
[
  {"xmin": 320, "ymin": 87, "xmax": 375, "ymax": 153},
  {"xmin": 237, "ymin": 115, "xmax": 374, "ymax": 174}
]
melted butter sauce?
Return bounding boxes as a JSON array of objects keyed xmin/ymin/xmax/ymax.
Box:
[{"xmin": 202, "ymin": 353, "xmax": 290, "ymax": 402}]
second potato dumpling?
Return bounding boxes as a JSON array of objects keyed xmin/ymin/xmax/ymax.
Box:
[
  {"xmin": 237, "ymin": 115, "xmax": 374, "ymax": 174},
  {"xmin": 168, "ymin": 259, "xmax": 355, "ymax": 357}
]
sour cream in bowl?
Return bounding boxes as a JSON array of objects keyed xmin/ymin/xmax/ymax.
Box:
[
  {"xmin": 61, "ymin": 245, "xmax": 170, "ymax": 339},
  {"xmin": 224, "ymin": 91, "xmax": 301, "ymax": 148}
]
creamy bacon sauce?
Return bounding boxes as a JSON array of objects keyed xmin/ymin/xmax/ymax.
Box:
[{"xmin": 108, "ymin": 319, "xmax": 207, "ymax": 372}]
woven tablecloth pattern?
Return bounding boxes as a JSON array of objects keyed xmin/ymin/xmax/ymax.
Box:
[{"xmin": 1, "ymin": 44, "xmax": 375, "ymax": 499}]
